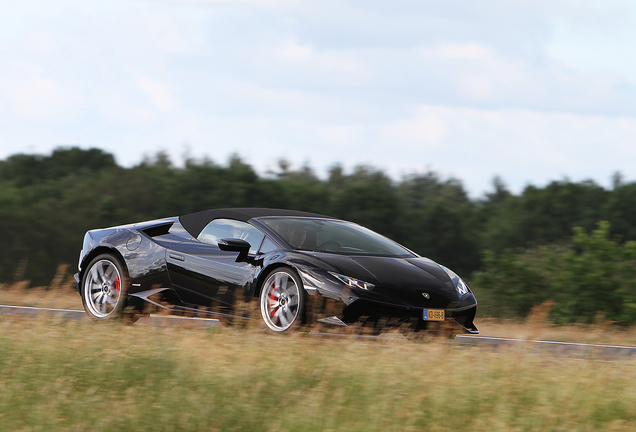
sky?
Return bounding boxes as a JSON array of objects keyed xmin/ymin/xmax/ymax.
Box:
[{"xmin": 1, "ymin": 0, "xmax": 636, "ymax": 198}]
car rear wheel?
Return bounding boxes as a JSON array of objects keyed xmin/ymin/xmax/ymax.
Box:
[
  {"xmin": 81, "ymin": 254, "xmax": 128, "ymax": 320},
  {"xmin": 259, "ymin": 268, "xmax": 305, "ymax": 332}
]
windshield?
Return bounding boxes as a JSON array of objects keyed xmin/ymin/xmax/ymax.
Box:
[{"xmin": 257, "ymin": 217, "xmax": 415, "ymax": 257}]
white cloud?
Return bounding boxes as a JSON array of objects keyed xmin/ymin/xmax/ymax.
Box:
[
  {"xmin": 165, "ymin": 0, "xmax": 297, "ymax": 8},
  {"xmin": 279, "ymin": 38, "xmax": 313, "ymax": 60},
  {"xmin": 381, "ymin": 106, "xmax": 448, "ymax": 148},
  {"xmin": 375, "ymin": 106, "xmax": 636, "ymax": 195},
  {"xmin": 136, "ymin": 74, "xmax": 176, "ymax": 111},
  {"xmin": 143, "ymin": 8, "xmax": 206, "ymax": 54},
  {"xmin": 23, "ymin": 31, "xmax": 58, "ymax": 54},
  {"xmin": 0, "ymin": 70, "xmax": 71, "ymax": 121},
  {"xmin": 253, "ymin": 38, "xmax": 371, "ymax": 86},
  {"xmin": 434, "ymin": 42, "xmax": 493, "ymax": 60}
]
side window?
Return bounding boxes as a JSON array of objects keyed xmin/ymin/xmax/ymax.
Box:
[
  {"xmin": 258, "ymin": 237, "xmax": 280, "ymax": 255},
  {"xmin": 198, "ymin": 219, "xmax": 265, "ymax": 255}
]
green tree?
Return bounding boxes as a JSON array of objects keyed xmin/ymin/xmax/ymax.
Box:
[
  {"xmin": 482, "ymin": 180, "xmax": 608, "ymax": 252},
  {"xmin": 604, "ymin": 182, "xmax": 636, "ymax": 241},
  {"xmin": 330, "ymin": 166, "xmax": 401, "ymax": 238},
  {"xmin": 553, "ymin": 221, "xmax": 636, "ymax": 324},
  {"xmin": 472, "ymin": 247, "xmax": 553, "ymax": 318},
  {"xmin": 473, "ymin": 222, "xmax": 636, "ymax": 323},
  {"xmin": 402, "ymin": 200, "xmax": 480, "ymax": 276}
]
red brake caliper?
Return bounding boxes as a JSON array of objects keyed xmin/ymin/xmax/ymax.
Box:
[
  {"xmin": 114, "ymin": 275, "xmax": 120, "ymax": 295},
  {"xmin": 270, "ymin": 289, "xmax": 279, "ymax": 319}
]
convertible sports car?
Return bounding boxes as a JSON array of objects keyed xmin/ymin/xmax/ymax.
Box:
[{"xmin": 74, "ymin": 208, "xmax": 478, "ymax": 335}]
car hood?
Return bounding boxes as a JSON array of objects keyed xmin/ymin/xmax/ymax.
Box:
[{"xmin": 306, "ymin": 253, "xmax": 460, "ymax": 309}]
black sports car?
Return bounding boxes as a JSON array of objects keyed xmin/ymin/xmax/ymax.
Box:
[{"xmin": 74, "ymin": 208, "xmax": 478, "ymax": 335}]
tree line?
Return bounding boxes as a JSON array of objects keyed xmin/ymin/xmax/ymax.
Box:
[{"xmin": 1, "ymin": 147, "xmax": 635, "ymax": 323}]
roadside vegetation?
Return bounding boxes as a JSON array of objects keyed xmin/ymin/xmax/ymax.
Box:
[
  {"xmin": 1, "ymin": 315, "xmax": 636, "ymax": 432},
  {"xmin": 473, "ymin": 221, "xmax": 636, "ymax": 325},
  {"xmin": 4, "ymin": 281, "xmax": 636, "ymax": 346}
]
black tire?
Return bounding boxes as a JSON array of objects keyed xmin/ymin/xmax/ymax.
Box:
[
  {"xmin": 259, "ymin": 268, "xmax": 306, "ymax": 332},
  {"xmin": 81, "ymin": 253, "xmax": 128, "ymax": 321}
]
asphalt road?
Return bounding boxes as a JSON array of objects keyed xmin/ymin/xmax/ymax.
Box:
[
  {"xmin": 2, "ymin": 304, "xmax": 635, "ymax": 359},
  {"xmin": 0, "ymin": 304, "xmax": 224, "ymax": 328},
  {"xmin": 455, "ymin": 335, "xmax": 636, "ymax": 359}
]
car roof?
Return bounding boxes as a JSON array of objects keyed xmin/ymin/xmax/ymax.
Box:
[{"xmin": 179, "ymin": 207, "xmax": 334, "ymax": 238}]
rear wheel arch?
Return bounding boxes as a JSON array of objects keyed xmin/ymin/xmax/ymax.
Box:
[{"xmin": 80, "ymin": 246, "xmax": 128, "ymax": 281}]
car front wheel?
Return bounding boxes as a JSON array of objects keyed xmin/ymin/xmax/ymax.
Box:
[{"xmin": 259, "ymin": 268, "xmax": 305, "ymax": 332}]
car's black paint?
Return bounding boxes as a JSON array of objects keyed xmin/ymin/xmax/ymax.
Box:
[{"xmin": 76, "ymin": 208, "xmax": 478, "ymax": 334}]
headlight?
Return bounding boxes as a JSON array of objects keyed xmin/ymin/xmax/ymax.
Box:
[
  {"xmin": 440, "ymin": 265, "xmax": 469, "ymax": 296},
  {"xmin": 456, "ymin": 278, "xmax": 469, "ymax": 296},
  {"xmin": 328, "ymin": 272, "xmax": 375, "ymax": 291}
]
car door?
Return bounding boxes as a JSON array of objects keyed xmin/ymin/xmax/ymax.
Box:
[{"xmin": 165, "ymin": 219, "xmax": 265, "ymax": 316}]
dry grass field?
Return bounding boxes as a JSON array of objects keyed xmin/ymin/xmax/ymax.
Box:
[
  {"xmin": 1, "ymin": 310, "xmax": 635, "ymax": 431},
  {"xmin": 3, "ymin": 280, "xmax": 636, "ymax": 346},
  {"xmin": 0, "ymin": 282, "xmax": 82, "ymax": 310},
  {"xmin": 2, "ymin": 279, "xmax": 636, "ymax": 430}
]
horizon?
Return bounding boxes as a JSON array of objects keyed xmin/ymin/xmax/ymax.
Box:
[{"xmin": 1, "ymin": 144, "xmax": 628, "ymax": 201}]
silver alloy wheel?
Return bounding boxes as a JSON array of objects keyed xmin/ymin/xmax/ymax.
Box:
[
  {"xmin": 83, "ymin": 258, "xmax": 123, "ymax": 319},
  {"xmin": 260, "ymin": 269, "xmax": 302, "ymax": 332}
]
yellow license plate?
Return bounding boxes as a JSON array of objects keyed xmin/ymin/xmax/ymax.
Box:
[{"xmin": 423, "ymin": 309, "xmax": 445, "ymax": 321}]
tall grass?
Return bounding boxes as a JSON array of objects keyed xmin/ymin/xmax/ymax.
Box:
[
  {"xmin": 1, "ymin": 316, "xmax": 635, "ymax": 431},
  {"xmin": 0, "ymin": 262, "xmax": 81, "ymax": 310},
  {"xmin": 5, "ymin": 279, "xmax": 636, "ymax": 346}
]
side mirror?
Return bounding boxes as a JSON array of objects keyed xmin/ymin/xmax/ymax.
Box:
[{"xmin": 218, "ymin": 238, "xmax": 251, "ymax": 262}]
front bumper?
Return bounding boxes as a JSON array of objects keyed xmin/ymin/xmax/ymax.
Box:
[{"xmin": 306, "ymin": 296, "xmax": 478, "ymax": 334}]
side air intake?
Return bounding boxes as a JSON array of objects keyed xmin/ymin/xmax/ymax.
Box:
[{"xmin": 142, "ymin": 223, "xmax": 173, "ymax": 237}]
